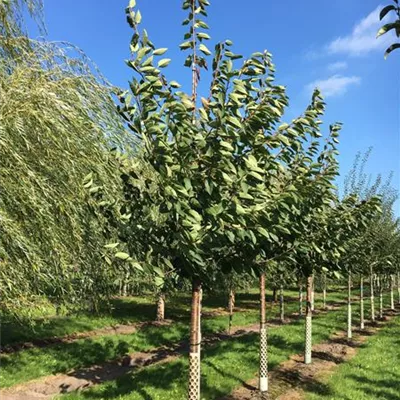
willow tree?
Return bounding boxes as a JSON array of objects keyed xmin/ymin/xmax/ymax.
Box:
[{"xmin": 0, "ymin": 1, "xmax": 132, "ymax": 316}]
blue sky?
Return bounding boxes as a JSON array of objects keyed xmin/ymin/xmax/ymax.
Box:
[{"xmin": 34, "ymin": 1, "xmax": 399, "ymax": 208}]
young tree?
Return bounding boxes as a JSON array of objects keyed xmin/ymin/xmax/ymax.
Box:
[{"xmin": 120, "ymin": 1, "xmax": 306, "ymax": 396}]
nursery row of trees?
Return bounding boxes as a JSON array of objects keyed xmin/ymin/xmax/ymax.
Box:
[
  {"xmin": 0, "ymin": 1, "xmax": 399, "ymax": 399},
  {"xmin": 98, "ymin": 2, "xmax": 399, "ymax": 396}
]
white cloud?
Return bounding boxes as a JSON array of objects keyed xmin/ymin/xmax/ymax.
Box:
[
  {"xmin": 327, "ymin": 5, "xmax": 394, "ymax": 56},
  {"xmin": 327, "ymin": 61, "xmax": 348, "ymax": 72},
  {"xmin": 306, "ymin": 75, "xmax": 361, "ymax": 98}
]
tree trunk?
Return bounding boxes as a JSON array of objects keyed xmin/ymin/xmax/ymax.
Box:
[
  {"xmin": 397, "ymin": 272, "xmax": 400, "ymax": 305},
  {"xmin": 370, "ymin": 270, "xmax": 375, "ymax": 322},
  {"xmin": 188, "ymin": 279, "xmax": 202, "ymax": 400},
  {"xmin": 323, "ymin": 273, "xmax": 327, "ymax": 310},
  {"xmin": 279, "ymin": 285, "xmax": 284, "ymax": 323},
  {"xmin": 390, "ymin": 274, "xmax": 395, "ymax": 310},
  {"xmin": 347, "ymin": 273, "xmax": 352, "ymax": 339},
  {"xmin": 122, "ymin": 271, "xmax": 130, "ymax": 297},
  {"xmin": 259, "ymin": 273, "xmax": 268, "ymax": 393},
  {"xmin": 272, "ymin": 287, "xmax": 278, "ymax": 303},
  {"xmin": 198, "ymin": 287, "xmax": 203, "ymax": 351},
  {"xmin": 228, "ymin": 288, "xmax": 235, "ymax": 334},
  {"xmin": 304, "ymin": 275, "xmax": 313, "ymax": 364},
  {"xmin": 298, "ymin": 282, "xmax": 303, "ymax": 316},
  {"xmin": 311, "ymin": 274, "xmax": 315, "ymax": 311},
  {"xmin": 360, "ymin": 276, "xmax": 364, "ymax": 330},
  {"xmin": 378, "ymin": 276, "xmax": 383, "ymax": 319},
  {"xmin": 156, "ymin": 294, "xmax": 165, "ymax": 322}
]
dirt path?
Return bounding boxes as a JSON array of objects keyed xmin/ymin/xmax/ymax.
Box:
[{"xmin": 220, "ymin": 309, "xmax": 399, "ymax": 400}]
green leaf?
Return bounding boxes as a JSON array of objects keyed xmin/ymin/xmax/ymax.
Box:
[
  {"xmin": 199, "ymin": 43, "xmax": 211, "ymax": 55},
  {"xmin": 132, "ymin": 262, "xmax": 144, "ymax": 272},
  {"xmin": 380, "ymin": 5, "xmax": 396, "ymax": 20},
  {"xmin": 129, "ymin": 0, "xmax": 136, "ymax": 8},
  {"xmin": 153, "ymin": 48, "xmax": 168, "ymax": 55},
  {"xmin": 153, "ymin": 267, "xmax": 164, "ymax": 277},
  {"xmin": 196, "ymin": 20, "xmax": 209, "ymax": 29},
  {"xmin": 180, "ymin": 41, "xmax": 192, "ymax": 50},
  {"xmin": 115, "ymin": 252, "xmax": 131, "ymax": 261},
  {"xmin": 83, "ymin": 179, "xmax": 93, "ymax": 188},
  {"xmin": 197, "ymin": 32, "xmax": 211, "ymax": 40},
  {"xmin": 257, "ymin": 227, "xmax": 269, "ymax": 239},
  {"xmin": 189, "ymin": 209, "xmax": 202, "ymax": 222},
  {"xmin": 333, "ymin": 271, "xmax": 342, "ymax": 280},
  {"xmin": 104, "ymin": 243, "xmax": 119, "ymax": 249},
  {"xmin": 206, "ymin": 204, "xmax": 223, "ymax": 216},
  {"xmin": 222, "ymin": 172, "xmax": 233, "ymax": 183},
  {"xmin": 384, "ymin": 43, "xmax": 400, "ymax": 59},
  {"xmin": 135, "ymin": 10, "xmax": 142, "ymax": 23},
  {"xmin": 83, "ymin": 172, "xmax": 93, "ymax": 184},
  {"xmin": 220, "ymin": 141, "xmax": 234, "ymax": 151},
  {"xmin": 154, "ymin": 277, "xmax": 164, "ymax": 288},
  {"xmin": 270, "ymin": 233, "xmax": 279, "ymax": 243},
  {"xmin": 249, "ymin": 171, "xmax": 264, "ymax": 181},
  {"xmin": 158, "ymin": 58, "xmax": 171, "ymax": 68},
  {"xmin": 226, "ymin": 231, "xmax": 235, "ymax": 243},
  {"xmin": 377, "ymin": 22, "xmax": 399, "ymax": 38}
]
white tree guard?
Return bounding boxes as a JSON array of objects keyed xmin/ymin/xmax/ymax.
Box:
[
  {"xmin": 397, "ymin": 273, "xmax": 400, "ymax": 305},
  {"xmin": 390, "ymin": 276, "xmax": 395, "ymax": 310},
  {"xmin": 347, "ymin": 303, "xmax": 352, "ymax": 339},
  {"xmin": 360, "ymin": 298, "xmax": 364, "ymax": 330},
  {"xmin": 397, "ymin": 273, "xmax": 400, "ymax": 304},
  {"xmin": 360, "ymin": 278, "xmax": 364, "ymax": 330},
  {"xmin": 259, "ymin": 327, "xmax": 268, "ymax": 392},
  {"xmin": 305, "ymin": 315, "xmax": 312, "ymax": 364},
  {"xmin": 371, "ymin": 294, "xmax": 375, "ymax": 322},
  {"xmin": 188, "ymin": 352, "xmax": 200, "ymax": 400}
]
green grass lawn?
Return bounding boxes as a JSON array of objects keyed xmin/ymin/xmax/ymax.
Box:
[
  {"xmin": 60, "ymin": 291, "xmax": 353, "ymax": 400},
  {"xmin": 0, "ymin": 288, "xmax": 329, "ymax": 388},
  {"xmin": 304, "ymin": 313, "xmax": 400, "ymax": 400},
  {"xmin": 0, "ymin": 289, "xmax": 257, "ymax": 347},
  {"xmin": 2, "ymin": 286, "xmax": 388, "ymax": 399},
  {"xmin": 0, "ymin": 297, "xmax": 157, "ymax": 347}
]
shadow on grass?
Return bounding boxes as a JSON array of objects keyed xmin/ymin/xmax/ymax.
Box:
[
  {"xmin": 1, "ymin": 297, "xmax": 191, "ymax": 349},
  {"xmin": 272, "ymin": 367, "xmax": 333, "ymax": 398},
  {"xmin": 0, "ymin": 322, "xmax": 190, "ymax": 385},
  {"xmin": 346, "ymin": 374, "xmax": 400, "ymax": 400},
  {"xmin": 63, "ymin": 327, "xmax": 314, "ymax": 400}
]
